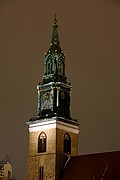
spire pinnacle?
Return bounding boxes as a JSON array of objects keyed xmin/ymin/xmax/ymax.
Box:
[
  {"xmin": 54, "ymin": 13, "xmax": 57, "ymax": 25},
  {"xmin": 51, "ymin": 14, "xmax": 60, "ymax": 45},
  {"xmin": 43, "ymin": 17, "xmax": 66, "ymax": 84}
]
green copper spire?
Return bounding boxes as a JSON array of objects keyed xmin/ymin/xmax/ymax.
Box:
[
  {"xmin": 35, "ymin": 17, "xmax": 73, "ymax": 120},
  {"xmin": 42, "ymin": 16, "xmax": 67, "ymax": 84},
  {"xmin": 51, "ymin": 14, "xmax": 60, "ymax": 45}
]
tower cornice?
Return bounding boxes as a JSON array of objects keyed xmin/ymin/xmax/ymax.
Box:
[{"xmin": 27, "ymin": 117, "xmax": 79, "ymax": 134}]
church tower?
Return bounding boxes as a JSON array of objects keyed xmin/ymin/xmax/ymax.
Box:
[{"xmin": 27, "ymin": 16, "xmax": 79, "ymax": 180}]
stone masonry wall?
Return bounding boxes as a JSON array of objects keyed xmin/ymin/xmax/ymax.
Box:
[
  {"xmin": 56, "ymin": 128, "xmax": 78, "ymax": 155},
  {"xmin": 28, "ymin": 123, "xmax": 78, "ymax": 180},
  {"xmin": 56, "ymin": 128, "xmax": 78, "ymax": 179},
  {"xmin": 28, "ymin": 128, "xmax": 56, "ymax": 180}
]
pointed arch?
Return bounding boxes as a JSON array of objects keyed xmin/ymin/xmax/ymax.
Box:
[
  {"xmin": 58, "ymin": 59, "xmax": 61, "ymax": 74},
  {"xmin": 64, "ymin": 133, "xmax": 71, "ymax": 154},
  {"xmin": 54, "ymin": 57, "xmax": 57, "ymax": 74},
  {"xmin": 47, "ymin": 60, "xmax": 52, "ymax": 74},
  {"xmin": 45, "ymin": 54, "xmax": 53, "ymax": 74},
  {"xmin": 58, "ymin": 55, "xmax": 65, "ymax": 75},
  {"xmin": 38, "ymin": 132, "xmax": 47, "ymax": 153}
]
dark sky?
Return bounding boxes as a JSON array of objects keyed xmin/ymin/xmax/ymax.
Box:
[{"xmin": 0, "ymin": 0, "xmax": 120, "ymax": 179}]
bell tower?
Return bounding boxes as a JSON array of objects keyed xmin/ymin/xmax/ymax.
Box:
[{"xmin": 27, "ymin": 16, "xmax": 79, "ymax": 180}]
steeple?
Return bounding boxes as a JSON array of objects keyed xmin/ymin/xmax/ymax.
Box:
[
  {"xmin": 42, "ymin": 16, "xmax": 66, "ymax": 84},
  {"xmin": 27, "ymin": 18, "xmax": 79, "ymax": 180},
  {"xmin": 36, "ymin": 17, "xmax": 73, "ymax": 118},
  {"xmin": 51, "ymin": 14, "xmax": 60, "ymax": 45}
]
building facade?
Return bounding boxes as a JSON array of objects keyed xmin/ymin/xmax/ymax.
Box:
[
  {"xmin": 0, "ymin": 161, "xmax": 12, "ymax": 180},
  {"xmin": 27, "ymin": 17, "xmax": 79, "ymax": 180}
]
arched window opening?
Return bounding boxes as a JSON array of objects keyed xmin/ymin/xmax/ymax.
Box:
[
  {"xmin": 64, "ymin": 133, "xmax": 71, "ymax": 154},
  {"xmin": 39, "ymin": 166, "xmax": 44, "ymax": 180},
  {"xmin": 58, "ymin": 55, "xmax": 65, "ymax": 75},
  {"xmin": 47, "ymin": 60, "xmax": 52, "ymax": 74},
  {"xmin": 46, "ymin": 55, "xmax": 53, "ymax": 74},
  {"xmin": 63, "ymin": 63, "xmax": 65, "ymax": 76},
  {"xmin": 58, "ymin": 60, "xmax": 61, "ymax": 74},
  {"xmin": 45, "ymin": 63, "xmax": 47, "ymax": 75},
  {"xmin": 58, "ymin": 57, "xmax": 65, "ymax": 75},
  {"xmin": 54, "ymin": 57, "xmax": 57, "ymax": 74},
  {"xmin": 38, "ymin": 132, "xmax": 46, "ymax": 153},
  {"xmin": 60, "ymin": 62, "xmax": 64, "ymax": 75}
]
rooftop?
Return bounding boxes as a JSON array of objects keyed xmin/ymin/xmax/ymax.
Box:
[{"xmin": 58, "ymin": 151, "xmax": 120, "ymax": 180}]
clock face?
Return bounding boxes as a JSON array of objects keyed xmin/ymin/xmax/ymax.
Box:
[
  {"xmin": 60, "ymin": 91, "xmax": 65, "ymax": 99},
  {"xmin": 44, "ymin": 92, "xmax": 50, "ymax": 99},
  {"xmin": 41, "ymin": 90, "xmax": 53, "ymax": 111}
]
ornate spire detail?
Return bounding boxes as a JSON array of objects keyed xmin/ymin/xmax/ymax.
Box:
[
  {"xmin": 54, "ymin": 13, "xmax": 57, "ymax": 25},
  {"xmin": 42, "ymin": 16, "xmax": 66, "ymax": 84},
  {"xmin": 51, "ymin": 14, "xmax": 60, "ymax": 45}
]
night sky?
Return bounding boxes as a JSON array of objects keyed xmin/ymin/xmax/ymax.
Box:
[{"xmin": 0, "ymin": 0, "xmax": 120, "ymax": 179}]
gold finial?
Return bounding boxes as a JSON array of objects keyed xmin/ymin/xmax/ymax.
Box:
[{"xmin": 54, "ymin": 13, "xmax": 57, "ymax": 24}]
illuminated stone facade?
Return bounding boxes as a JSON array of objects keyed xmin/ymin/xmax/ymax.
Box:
[{"xmin": 0, "ymin": 161, "xmax": 12, "ymax": 180}]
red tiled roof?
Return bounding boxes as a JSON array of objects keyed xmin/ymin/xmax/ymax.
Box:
[{"xmin": 58, "ymin": 151, "xmax": 120, "ymax": 180}]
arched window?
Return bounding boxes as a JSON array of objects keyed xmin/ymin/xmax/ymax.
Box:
[
  {"xmin": 60, "ymin": 62, "xmax": 64, "ymax": 75},
  {"xmin": 54, "ymin": 57, "xmax": 57, "ymax": 74},
  {"xmin": 58, "ymin": 60, "xmax": 61, "ymax": 74},
  {"xmin": 64, "ymin": 133, "xmax": 71, "ymax": 154},
  {"xmin": 38, "ymin": 132, "xmax": 46, "ymax": 153},
  {"xmin": 58, "ymin": 55, "xmax": 65, "ymax": 75},
  {"xmin": 48, "ymin": 60, "xmax": 52, "ymax": 74},
  {"xmin": 45, "ymin": 55, "xmax": 53, "ymax": 75}
]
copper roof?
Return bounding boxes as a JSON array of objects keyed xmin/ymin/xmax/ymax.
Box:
[{"xmin": 58, "ymin": 151, "xmax": 120, "ymax": 180}]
